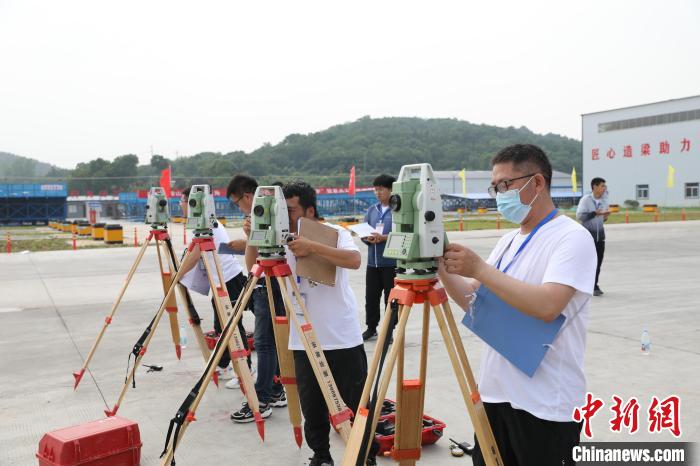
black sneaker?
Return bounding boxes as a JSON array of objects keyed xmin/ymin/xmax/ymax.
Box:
[
  {"xmin": 308, "ymin": 454, "xmax": 334, "ymax": 466},
  {"xmin": 230, "ymin": 402, "xmax": 272, "ymax": 423},
  {"xmin": 366, "ymin": 456, "xmax": 377, "ymax": 466},
  {"xmin": 594, "ymin": 287, "xmax": 603, "ymax": 296},
  {"xmin": 362, "ymin": 328, "xmax": 377, "ymax": 341},
  {"xmin": 270, "ymin": 390, "xmax": 288, "ymax": 407}
]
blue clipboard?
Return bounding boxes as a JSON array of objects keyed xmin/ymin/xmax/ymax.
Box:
[{"xmin": 462, "ymin": 286, "xmax": 565, "ymax": 377}]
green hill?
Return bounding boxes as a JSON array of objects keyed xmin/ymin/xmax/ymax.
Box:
[{"xmin": 2, "ymin": 117, "xmax": 582, "ymax": 191}]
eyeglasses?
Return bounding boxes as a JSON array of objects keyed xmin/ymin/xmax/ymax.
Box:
[
  {"xmin": 230, "ymin": 194, "xmax": 244, "ymax": 206},
  {"xmin": 487, "ymin": 173, "xmax": 537, "ymax": 198}
]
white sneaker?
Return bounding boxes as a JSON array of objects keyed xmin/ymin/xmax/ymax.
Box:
[
  {"xmin": 225, "ymin": 368, "xmax": 256, "ymax": 390},
  {"xmin": 218, "ymin": 365, "xmax": 235, "ymax": 380}
]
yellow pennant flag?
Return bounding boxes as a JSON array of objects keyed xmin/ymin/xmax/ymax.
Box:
[
  {"xmin": 571, "ymin": 167, "xmax": 577, "ymax": 193},
  {"xmin": 667, "ymin": 165, "xmax": 675, "ymax": 188},
  {"xmin": 458, "ymin": 168, "xmax": 467, "ymax": 195}
]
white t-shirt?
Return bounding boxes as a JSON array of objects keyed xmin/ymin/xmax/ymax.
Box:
[
  {"xmin": 286, "ymin": 223, "xmax": 363, "ymax": 351},
  {"xmin": 476, "ymin": 215, "xmax": 596, "ymax": 422},
  {"xmin": 180, "ymin": 223, "xmax": 244, "ymax": 295}
]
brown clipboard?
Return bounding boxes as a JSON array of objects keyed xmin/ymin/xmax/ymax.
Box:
[{"xmin": 296, "ymin": 217, "xmax": 338, "ymax": 286}]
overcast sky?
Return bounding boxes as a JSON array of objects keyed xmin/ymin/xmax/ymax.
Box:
[{"xmin": 1, "ymin": 0, "xmax": 698, "ymax": 169}]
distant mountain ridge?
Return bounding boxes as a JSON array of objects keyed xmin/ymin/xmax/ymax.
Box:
[{"xmin": 2, "ymin": 116, "xmax": 581, "ymax": 191}]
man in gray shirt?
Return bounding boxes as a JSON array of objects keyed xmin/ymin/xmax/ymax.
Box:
[{"xmin": 576, "ymin": 177, "xmax": 609, "ymax": 296}]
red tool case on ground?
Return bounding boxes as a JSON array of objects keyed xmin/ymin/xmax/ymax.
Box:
[
  {"xmin": 374, "ymin": 399, "xmax": 446, "ymax": 455},
  {"xmin": 205, "ymin": 330, "xmax": 255, "ymax": 352},
  {"xmin": 36, "ymin": 416, "xmax": 141, "ymax": 466}
]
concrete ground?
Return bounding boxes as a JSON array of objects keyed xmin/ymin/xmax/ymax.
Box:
[{"xmin": 1, "ymin": 220, "xmax": 698, "ymax": 465}]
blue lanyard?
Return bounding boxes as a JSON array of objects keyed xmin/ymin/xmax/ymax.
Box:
[{"xmin": 496, "ymin": 209, "xmax": 558, "ymax": 274}]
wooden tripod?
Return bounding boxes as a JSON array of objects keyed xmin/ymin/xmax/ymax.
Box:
[
  {"xmin": 73, "ymin": 227, "xmax": 208, "ymax": 390},
  {"xmin": 156, "ymin": 234, "xmax": 263, "ymax": 466},
  {"xmin": 342, "ymin": 277, "xmax": 503, "ymax": 466},
  {"xmin": 158, "ymin": 252, "xmax": 356, "ymax": 464},
  {"xmin": 102, "ymin": 230, "xmax": 216, "ymax": 416}
]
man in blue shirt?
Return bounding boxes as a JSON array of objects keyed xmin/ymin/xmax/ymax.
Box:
[{"xmin": 361, "ymin": 174, "xmax": 396, "ymax": 341}]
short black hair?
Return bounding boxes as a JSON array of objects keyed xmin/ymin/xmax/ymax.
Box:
[
  {"xmin": 373, "ymin": 174, "xmax": 396, "ymax": 189},
  {"xmin": 271, "ymin": 181, "xmax": 284, "ymax": 187},
  {"xmin": 591, "ymin": 177, "xmax": 606, "ymax": 189},
  {"xmin": 226, "ymin": 175, "xmax": 258, "ymax": 199},
  {"xmin": 491, "ymin": 144, "xmax": 552, "ymax": 188},
  {"xmin": 182, "ymin": 186, "xmax": 191, "ymax": 197},
  {"xmin": 283, "ymin": 180, "xmax": 319, "ymax": 219}
]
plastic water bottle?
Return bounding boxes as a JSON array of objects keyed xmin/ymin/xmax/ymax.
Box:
[
  {"xmin": 641, "ymin": 328, "xmax": 651, "ymax": 355},
  {"xmin": 180, "ymin": 324, "xmax": 188, "ymax": 349}
]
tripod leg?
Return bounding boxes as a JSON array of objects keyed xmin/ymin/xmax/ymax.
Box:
[
  {"xmin": 393, "ymin": 303, "xmax": 425, "ymax": 466},
  {"xmin": 73, "ymin": 237, "xmax": 152, "ymax": 389},
  {"xmin": 159, "ymin": 274, "xmax": 260, "ymax": 465},
  {"xmin": 156, "ymin": 238, "xmax": 182, "ymax": 360},
  {"xmin": 105, "ymin": 247, "xmax": 198, "ymax": 416},
  {"xmin": 341, "ymin": 304, "xmax": 412, "ymax": 466},
  {"xmin": 279, "ymin": 275, "xmax": 353, "ymax": 443},
  {"xmin": 164, "ymin": 237, "xmax": 210, "ymax": 362},
  {"xmin": 432, "ymin": 303, "xmax": 503, "ymax": 466},
  {"xmin": 264, "ymin": 274, "xmax": 303, "ymax": 448},
  {"xmin": 203, "ymin": 250, "xmax": 264, "ymax": 439}
]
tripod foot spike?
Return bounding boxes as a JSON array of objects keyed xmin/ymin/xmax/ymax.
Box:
[
  {"xmin": 104, "ymin": 405, "xmax": 117, "ymax": 417},
  {"xmin": 175, "ymin": 344, "xmax": 181, "ymax": 360},
  {"xmin": 254, "ymin": 412, "xmax": 265, "ymax": 441},
  {"xmin": 293, "ymin": 426, "xmax": 303, "ymax": 448},
  {"xmin": 72, "ymin": 369, "xmax": 85, "ymax": 390}
]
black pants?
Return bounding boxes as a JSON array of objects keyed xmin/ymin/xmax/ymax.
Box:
[
  {"xmin": 594, "ymin": 240, "xmax": 605, "ymax": 289},
  {"xmin": 472, "ymin": 402, "xmax": 582, "ymax": 466},
  {"xmin": 365, "ymin": 266, "xmax": 396, "ymax": 330},
  {"xmin": 293, "ymin": 344, "xmax": 368, "ymax": 457},
  {"xmin": 211, "ymin": 272, "xmax": 250, "ymax": 369}
]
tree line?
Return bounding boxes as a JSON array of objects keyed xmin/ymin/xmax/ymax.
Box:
[{"xmin": 1, "ymin": 117, "xmax": 581, "ymax": 192}]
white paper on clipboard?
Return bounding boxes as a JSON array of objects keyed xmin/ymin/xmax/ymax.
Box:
[{"xmin": 347, "ymin": 222, "xmax": 376, "ymax": 238}]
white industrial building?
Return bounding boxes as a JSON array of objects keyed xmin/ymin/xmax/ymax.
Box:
[{"xmin": 582, "ymin": 95, "xmax": 700, "ymax": 207}]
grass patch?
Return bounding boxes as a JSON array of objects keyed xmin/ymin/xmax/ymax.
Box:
[{"xmin": 8, "ymin": 238, "xmax": 128, "ymax": 252}]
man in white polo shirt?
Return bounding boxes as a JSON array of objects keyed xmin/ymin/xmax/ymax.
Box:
[
  {"xmin": 178, "ymin": 186, "xmax": 252, "ymax": 389},
  {"xmin": 282, "ymin": 180, "xmax": 367, "ymax": 466},
  {"xmin": 439, "ymin": 145, "xmax": 596, "ymax": 466}
]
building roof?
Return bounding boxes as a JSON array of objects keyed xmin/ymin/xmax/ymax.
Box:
[{"xmin": 581, "ymin": 95, "xmax": 700, "ymax": 117}]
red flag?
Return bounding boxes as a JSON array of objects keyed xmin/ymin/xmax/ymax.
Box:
[
  {"xmin": 160, "ymin": 166, "xmax": 172, "ymax": 198},
  {"xmin": 348, "ymin": 166, "xmax": 356, "ymax": 196}
]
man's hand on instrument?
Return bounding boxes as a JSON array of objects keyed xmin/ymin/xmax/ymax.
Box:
[
  {"xmin": 243, "ymin": 216, "xmax": 251, "ymax": 236},
  {"xmin": 287, "ymin": 235, "xmax": 315, "ymax": 257},
  {"xmin": 228, "ymin": 239, "xmax": 246, "ymax": 252},
  {"xmin": 443, "ymin": 243, "xmax": 486, "ymax": 278}
]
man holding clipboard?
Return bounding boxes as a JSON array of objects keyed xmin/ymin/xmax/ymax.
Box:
[{"xmin": 439, "ymin": 144, "xmax": 596, "ymax": 466}]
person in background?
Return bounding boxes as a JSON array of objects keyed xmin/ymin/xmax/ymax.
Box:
[
  {"xmin": 576, "ymin": 177, "xmax": 609, "ymax": 296},
  {"xmin": 225, "ymin": 175, "xmax": 287, "ymax": 422},
  {"xmin": 361, "ymin": 174, "xmax": 397, "ymax": 341}
]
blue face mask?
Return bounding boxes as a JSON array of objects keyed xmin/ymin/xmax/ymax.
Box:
[{"xmin": 496, "ymin": 176, "xmax": 539, "ymax": 224}]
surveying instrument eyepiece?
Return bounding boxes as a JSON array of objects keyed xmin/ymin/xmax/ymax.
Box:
[
  {"xmin": 145, "ymin": 187, "xmax": 170, "ymax": 228},
  {"xmin": 248, "ymin": 186, "xmax": 291, "ymax": 258},
  {"xmin": 187, "ymin": 185, "xmax": 218, "ymax": 236},
  {"xmin": 383, "ymin": 163, "xmax": 445, "ymax": 279}
]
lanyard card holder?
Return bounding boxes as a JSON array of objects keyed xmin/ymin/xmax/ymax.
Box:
[{"xmin": 462, "ymin": 285, "xmax": 566, "ymax": 377}]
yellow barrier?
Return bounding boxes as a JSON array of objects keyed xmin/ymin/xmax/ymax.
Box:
[
  {"xmin": 104, "ymin": 224, "xmax": 124, "ymax": 244},
  {"xmin": 92, "ymin": 223, "xmax": 106, "ymax": 240}
]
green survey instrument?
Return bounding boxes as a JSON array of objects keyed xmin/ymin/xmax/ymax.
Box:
[
  {"xmin": 186, "ymin": 185, "xmax": 218, "ymax": 234},
  {"xmin": 383, "ymin": 163, "xmax": 446, "ymax": 279},
  {"xmin": 248, "ymin": 186, "xmax": 291, "ymax": 256},
  {"xmin": 145, "ymin": 187, "xmax": 170, "ymax": 227}
]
